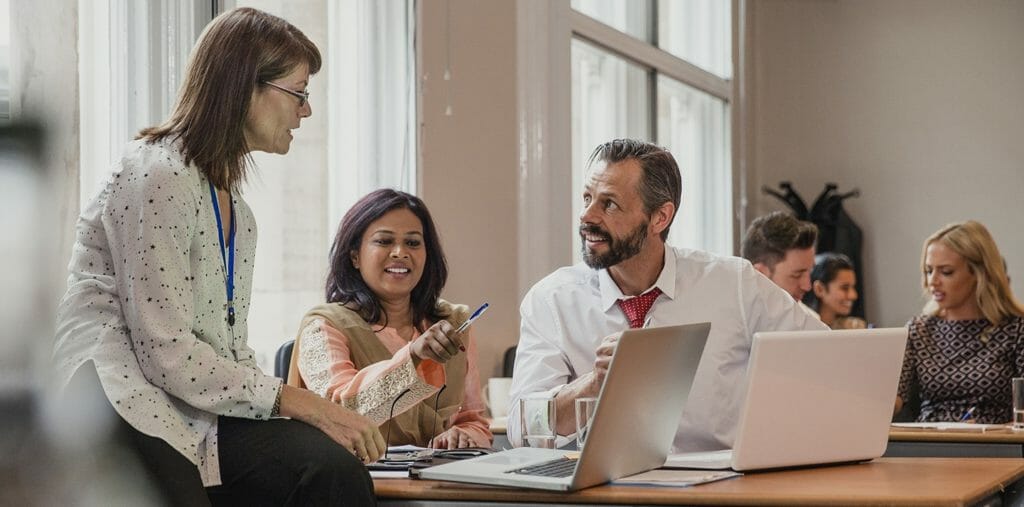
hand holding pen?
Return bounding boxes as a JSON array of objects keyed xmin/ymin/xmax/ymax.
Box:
[{"xmin": 410, "ymin": 303, "xmax": 488, "ymax": 364}]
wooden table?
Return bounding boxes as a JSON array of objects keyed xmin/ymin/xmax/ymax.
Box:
[
  {"xmin": 886, "ymin": 425, "xmax": 1024, "ymax": 458},
  {"xmin": 375, "ymin": 457, "xmax": 1024, "ymax": 506}
]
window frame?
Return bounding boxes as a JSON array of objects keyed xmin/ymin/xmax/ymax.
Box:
[{"xmin": 567, "ymin": 2, "xmax": 745, "ymax": 256}]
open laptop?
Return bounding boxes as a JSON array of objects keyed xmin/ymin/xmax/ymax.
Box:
[
  {"xmin": 666, "ymin": 327, "xmax": 907, "ymax": 472},
  {"xmin": 419, "ymin": 322, "xmax": 711, "ymax": 491}
]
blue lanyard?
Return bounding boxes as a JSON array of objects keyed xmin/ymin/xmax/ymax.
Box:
[{"xmin": 208, "ymin": 181, "xmax": 236, "ymax": 326}]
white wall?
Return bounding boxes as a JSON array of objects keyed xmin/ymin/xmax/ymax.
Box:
[{"xmin": 748, "ymin": 0, "xmax": 1024, "ymax": 327}]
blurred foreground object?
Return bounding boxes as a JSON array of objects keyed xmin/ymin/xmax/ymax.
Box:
[{"xmin": 0, "ymin": 122, "xmax": 159, "ymax": 506}]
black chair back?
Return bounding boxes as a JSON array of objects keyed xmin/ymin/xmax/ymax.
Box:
[
  {"xmin": 275, "ymin": 340, "xmax": 295, "ymax": 379},
  {"xmin": 502, "ymin": 345, "xmax": 517, "ymax": 378}
]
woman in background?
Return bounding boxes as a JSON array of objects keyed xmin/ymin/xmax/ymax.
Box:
[
  {"xmin": 895, "ymin": 220, "xmax": 1024, "ymax": 423},
  {"xmin": 291, "ymin": 189, "xmax": 492, "ymax": 449},
  {"xmin": 52, "ymin": 8, "xmax": 382, "ymax": 505},
  {"xmin": 804, "ymin": 253, "xmax": 867, "ymax": 329}
]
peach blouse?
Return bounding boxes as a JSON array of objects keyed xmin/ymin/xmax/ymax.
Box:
[{"xmin": 297, "ymin": 318, "xmax": 491, "ymax": 446}]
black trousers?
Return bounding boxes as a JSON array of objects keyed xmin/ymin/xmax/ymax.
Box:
[{"xmin": 123, "ymin": 415, "xmax": 375, "ymax": 506}]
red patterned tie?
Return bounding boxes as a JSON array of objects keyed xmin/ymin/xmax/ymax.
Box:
[{"xmin": 617, "ymin": 288, "xmax": 662, "ymax": 328}]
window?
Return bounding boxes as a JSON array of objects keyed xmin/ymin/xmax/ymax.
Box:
[
  {"xmin": 79, "ymin": 0, "xmax": 212, "ymax": 205},
  {"xmin": 570, "ymin": 0, "xmax": 733, "ymax": 257},
  {"xmin": 0, "ymin": 0, "xmax": 10, "ymax": 120}
]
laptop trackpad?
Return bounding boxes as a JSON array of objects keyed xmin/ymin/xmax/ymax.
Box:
[{"xmin": 663, "ymin": 449, "xmax": 733, "ymax": 470}]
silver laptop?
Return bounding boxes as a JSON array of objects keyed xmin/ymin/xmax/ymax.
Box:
[
  {"xmin": 666, "ymin": 327, "xmax": 908, "ymax": 472},
  {"xmin": 419, "ymin": 322, "xmax": 711, "ymax": 491}
]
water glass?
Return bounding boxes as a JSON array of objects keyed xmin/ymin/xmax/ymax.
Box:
[
  {"xmin": 574, "ymin": 397, "xmax": 598, "ymax": 449},
  {"xmin": 520, "ymin": 395, "xmax": 556, "ymax": 449},
  {"xmin": 1013, "ymin": 378, "xmax": 1024, "ymax": 431}
]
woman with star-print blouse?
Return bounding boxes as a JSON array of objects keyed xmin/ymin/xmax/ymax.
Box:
[
  {"xmin": 53, "ymin": 8, "xmax": 382, "ymax": 505},
  {"xmin": 896, "ymin": 220, "xmax": 1024, "ymax": 424}
]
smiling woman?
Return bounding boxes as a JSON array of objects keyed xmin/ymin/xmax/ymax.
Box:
[
  {"xmin": 289, "ymin": 189, "xmax": 493, "ymax": 450},
  {"xmin": 804, "ymin": 253, "xmax": 866, "ymax": 329}
]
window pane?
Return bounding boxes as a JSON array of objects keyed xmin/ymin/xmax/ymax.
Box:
[
  {"xmin": 0, "ymin": 0, "xmax": 8, "ymax": 119},
  {"xmin": 571, "ymin": 38, "xmax": 650, "ymax": 262},
  {"xmin": 657, "ymin": 74, "xmax": 731, "ymax": 256},
  {"xmin": 571, "ymin": 0, "xmax": 653, "ymax": 43},
  {"xmin": 657, "ymin": 0, "xmax": 732, "ymax": 79}
]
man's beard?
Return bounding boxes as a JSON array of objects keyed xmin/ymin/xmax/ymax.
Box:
[{"xmin": 580, "ymin": 220, "xmax": 649, "ymax": 269}]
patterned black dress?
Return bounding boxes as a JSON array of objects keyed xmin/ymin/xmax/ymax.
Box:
[{"xmin": 898, "ymin": 315, "xmax": 1024, "ymax": 423}]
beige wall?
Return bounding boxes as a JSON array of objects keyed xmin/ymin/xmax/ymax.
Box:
[
  {"xmin": 748, "ymin": 0, "xmax": 1024, "ymax": 327},
  {"xmin": 419, "ymin": 0, "xmax": 522, "ymax": 379}
]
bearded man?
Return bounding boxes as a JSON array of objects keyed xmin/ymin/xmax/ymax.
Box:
[{"xmin": 507, "ymin": 139, "xmax": 825, "ymax": 452}]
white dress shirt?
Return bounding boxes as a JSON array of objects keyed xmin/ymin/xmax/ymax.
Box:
[
  {"xmin": 53, "ymin": 137, "xmax": 281, "ymax": 486},
  {"xmin": 508, "ymin": 244, "xmax": 826, "ymax": 451}
]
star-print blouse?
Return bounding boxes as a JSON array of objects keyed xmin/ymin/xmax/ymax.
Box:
[{"xmin": 53, "ymin": 137, "xmax": 281, "ymax": 486}]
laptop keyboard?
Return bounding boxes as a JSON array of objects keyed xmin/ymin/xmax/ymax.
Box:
[{"xmin": 507, "ymin": 457, "xmax": 577, "ymax": 478}]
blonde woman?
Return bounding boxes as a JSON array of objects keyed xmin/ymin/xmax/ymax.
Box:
[{"xmin": 895, "ymin": 221, "xmax": 1024, "ymax": 423}]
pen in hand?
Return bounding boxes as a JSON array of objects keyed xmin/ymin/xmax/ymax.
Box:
[
  {"xmin": 454, "ymin": 303, "xmax": 489, "ymax": 334},
  {"xmin": 959, "ymin": 406, "xmax": 977, "ymax": 422}
]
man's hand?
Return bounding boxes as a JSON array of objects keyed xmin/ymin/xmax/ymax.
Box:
[
  {"xmin": 550, "ymin": 332, "xmax": 622, "ymax": 436},
  {"xmin": 592, "ymin": 332, "xmax": 621, "ymax": 390},
  {"xmin": 280, "ymin": 384, "xmax": 387, "ymax": 463},
  {"xmin": 410, "ymin": 320, "xmax": 465, "ymax": 364},
  {"xmin": 431, "ymin": 426, "xmax": 488, "ymax": 449}
]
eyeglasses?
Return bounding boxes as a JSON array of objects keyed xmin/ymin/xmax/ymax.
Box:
[
  {"xmin": 380, "ymin": 385, "xmax": 448, "ymax": 463},
  {"xmin": 261, "ymin": 81, "xmax": 309, "ymax": 107}
]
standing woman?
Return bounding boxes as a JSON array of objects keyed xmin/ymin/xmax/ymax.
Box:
[
  {"xmin": 804, "ymin": 253, "xmax": 867, "ymax": 329},
  {"xmin": 290, "ymin": 189, "xmax": 492, "ymax": 449},
  {"xmin": 53, "ymin": 8, "xmax": 383, "ymax": 505},
  {"xmin": 895, "ymin": 220, "xmax": 1024, "ymax": 423}
]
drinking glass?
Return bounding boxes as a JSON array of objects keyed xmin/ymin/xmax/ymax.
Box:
[
  {"xmin": 574, "ymin": 397, "xmax": 598, "ymax": 449},
  {"xmin": 519, "ymin": 395, "xmax": 556, "ymax": 449},
  {"xmin": 1013, "ymin": 378, "xmax": 1024, "ymax": 431}
]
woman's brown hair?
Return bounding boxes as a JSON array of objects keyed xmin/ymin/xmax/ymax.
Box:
[{"xmin": 138, "ymin": 7, "xmax": 321, "ymax": 191}]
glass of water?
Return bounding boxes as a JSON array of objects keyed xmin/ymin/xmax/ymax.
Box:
[
  {"xmin": 520, "ymin": 394, "xmax": 557, "ymax": 448},
  {"xmin": 574, "ymin": 397, "xmax": 598, "ymax": 450},
  {"xmin": 1013, "ymin": 378, "xmax": 1024, "ymax": 431}
]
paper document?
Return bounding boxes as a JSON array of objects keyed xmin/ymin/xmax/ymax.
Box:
[
  {"xmin": 891, "ymin": 422, "xmax": 1005, "ymax": 431},
  {"xmin": 612, "ymin": 469, "xmax": 740, "ymax": 488},
  {"xmin": 369, "ymin": 470, "xmax": 410, "ymax": 479}
]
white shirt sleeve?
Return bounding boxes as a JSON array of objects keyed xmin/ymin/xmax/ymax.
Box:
[{"xmin": 507, "ymin": 285, "xmax": 575, "ymax": 447}]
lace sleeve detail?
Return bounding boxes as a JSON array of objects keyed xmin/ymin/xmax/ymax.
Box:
[
  {"xmin": 297, "ymin": 319, "xmax": 334, "ymax": 398},
  {"xmin": 343, "ymin": 360, "xmax": 438, "ymax": 424}
]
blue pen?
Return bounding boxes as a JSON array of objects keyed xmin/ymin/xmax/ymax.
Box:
[
  {"xmin": 959, "ymin": 406, "xmax": 977, "ymax": 422},
  {"xmin": 454, "ymin": 303, "xmax": 489, "ymax": 334}
]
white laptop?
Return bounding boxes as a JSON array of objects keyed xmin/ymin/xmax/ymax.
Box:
[
  {"xmin": 419, "ymin": 322, "xmax": 711, "ymax": 491},
  {"xmin": 666, "ymin": 327, "xmax": 908, "ymax": 472}
]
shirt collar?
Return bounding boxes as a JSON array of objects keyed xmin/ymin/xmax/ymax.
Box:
[{"xmin": 597, "ymin": 243, "xmax": 677, "ymax": 312}]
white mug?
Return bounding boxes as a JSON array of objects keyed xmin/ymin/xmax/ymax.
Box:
[{"xmin": 483, "ymin": 377, "xmax": 513, "ymax": 419}]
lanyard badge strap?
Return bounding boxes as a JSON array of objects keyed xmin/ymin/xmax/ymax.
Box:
[{"xmin": 208, "ymin": 181, "xmax": 236, "ymax": 326}]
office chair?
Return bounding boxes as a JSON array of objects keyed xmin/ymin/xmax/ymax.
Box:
[
  {"xmin": 275, "ymin": 340, "xmax": 295, "ymax": 379},
  {"xmin": 502, "ymin": 346, "xmax": 517, "ymax": 378}
]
